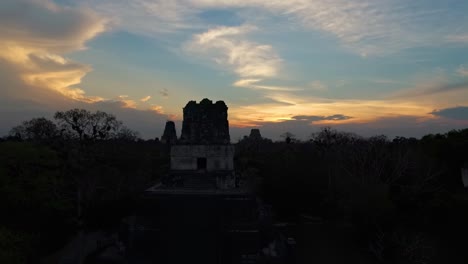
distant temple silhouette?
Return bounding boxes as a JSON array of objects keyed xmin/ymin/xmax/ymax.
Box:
[{"xmin": 161, "ymin": 121, "xmax": 177, "ymax": 144}]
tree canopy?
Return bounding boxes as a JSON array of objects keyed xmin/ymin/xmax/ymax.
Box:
[
  {"xmin": 9, "ymin": 117, "xmax": 58, "ymax": 141},
  {"xmin": 8, "ymin": 109, "xmax": 139, "ymax": 142},
  {"xmin": 54, "ymin": 109, "xmax": 123, "ymax": 140}
]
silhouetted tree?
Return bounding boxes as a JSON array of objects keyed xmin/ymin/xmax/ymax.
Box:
[
  {"xmin": 116, "ymin": 126, "xmax": 140, "ymax": 141},
  {"xmin": 54, "ymin": 109, "xmax": 122, "ymax": 140},
  {"xmin": 54, "ymin": 109, "xmax": 90, "ymax": 140},
  {"xmin": 280, "ymin": 132, "xmax": 296, "ymax": 144},
  {"xmin": 310, "ymin": 126, "xmax": 360, "ymax": 146},
  {"xmin": 8, "ymin": 117, "xmax": 58, "ymax": 141}
]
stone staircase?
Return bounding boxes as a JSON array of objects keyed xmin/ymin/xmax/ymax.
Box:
[{"xmin": 183, "ymin": 174, "xmax": 215, "ymax": 190}]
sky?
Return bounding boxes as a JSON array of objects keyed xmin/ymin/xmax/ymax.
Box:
[{"xmin": 1, "ymin": 0, "xmax": 468, "ymax": 140}]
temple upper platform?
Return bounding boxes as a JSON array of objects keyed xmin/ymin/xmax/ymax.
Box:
[{"xmin": 179, "ymin": 98, "xmax": 230, "ymax": 144}]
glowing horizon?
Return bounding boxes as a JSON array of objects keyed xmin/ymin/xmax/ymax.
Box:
[{"xmin": 1, "ymin": 0, "xmax": 468, "ymax": 139}]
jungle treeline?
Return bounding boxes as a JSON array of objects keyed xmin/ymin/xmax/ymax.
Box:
[{"xmin": 1, "ymin": 109, "xmax": 468, "ymax": 263}]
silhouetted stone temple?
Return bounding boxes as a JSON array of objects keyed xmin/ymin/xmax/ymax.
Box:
[
  {"xmin": 249, "ymin": 129, "xmax": 262, "ymax": 140},
  {"xmin": 161, "ymin": 121, "xmax": 177, "ymax": 144},
  {"xmin": 169, "ymin": 98, "xmax": 235, "ymax": 188},
  {"xmin": 122, "ymin": 99, "xmax": 268, "ymax": 264},
  {"xmin": 180, "ymin": 99, "xmax": 230, "ymax": 144}
]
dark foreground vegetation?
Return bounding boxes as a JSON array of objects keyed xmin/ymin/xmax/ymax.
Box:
[{"xmin": 1, "ymin": 109, "xmax": 468, "ymax": 263}]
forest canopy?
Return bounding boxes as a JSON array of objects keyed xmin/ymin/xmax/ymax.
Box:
[
  {"xmin": 1, "ymin": 110, "xmax": 468, "ymax": 263},
  {"xmin": 8, "ymin": 109, "xmax": 140, "ymax": 142}
]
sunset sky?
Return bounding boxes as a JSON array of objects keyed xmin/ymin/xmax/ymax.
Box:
[{"xmin": 1, "ymin": 0, "xmax": 468, "ymax": 140}]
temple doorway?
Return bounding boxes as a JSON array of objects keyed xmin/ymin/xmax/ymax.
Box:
[{"xmin": 197, "ymin": 157, "xmax": 207, "ymax": 170}]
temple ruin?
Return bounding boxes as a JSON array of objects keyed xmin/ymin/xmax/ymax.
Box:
[
  {"xmin": 179, "ymin": 98, "xmax": 230, "ymax": 144},
  {"xmin": 123, "ymin": 99, "xmax": 261, "ymax": 263},
  {"xmin": 164, "ymin": 99, "xmax": 236, "ymax": 189},
  {"xmin": 249, "ymin": 129, "xmax": 262, "ymax": 140},
  {"xmin": 161, "ymin": 121, "xmax": 177, "ymax": 144}
]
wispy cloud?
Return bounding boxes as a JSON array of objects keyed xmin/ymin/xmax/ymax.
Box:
[
  {"xmin": 195, "ymin": 0, "xmax": 462, "ymax": 56},
  {"xmin": 457, "ymin": 65, "xmax": 468, "ymax": 77},
  {"xmin": 91, "ymin": 0, "xmax": 466, "ymax": 56},
  {"xmin": 159, "ymin": 88, "xmax": 169, "ymax": 98},
  {"xmin": 372, "ymin": 79, "xmax": 401, "ymax": 85},
  {"xmin": 186, "ymin": 24, "xmax": 287, "ymax": 97},
  {"xmin": 90, "ymin": 0, "xmax": 200, "ymax": 35},
  {"xmin": 186, "ymin": 24, "xmax": 281, "ymax": 79},
  {"xmin": 308, "ymin": 81, "xmax": 328, "ymax": 91},
  {"xmin": 292, "ymin": 114, "xmax": 352, "ymax": 122},
  {"xmin": 392, "ymin": 81, "xmax": 468, "ymax": 98},
  {"xmin": 446, "ymin": 34, "xmax": 468, "ymax": 44},
  {"xmin": 233, "ymin": 79, "xmax": 301, "ymax": 91},
  {"xmin": 140, "ymin": 95, "xmax": 151, "ymax": 102}
]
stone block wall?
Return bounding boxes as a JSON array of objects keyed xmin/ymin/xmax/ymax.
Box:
[{"xmin": 170, "ymin": 145, "xmax": 235, "ymax": 171}]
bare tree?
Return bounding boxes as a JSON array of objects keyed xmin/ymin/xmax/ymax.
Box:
[
  {"xmin": 280, "ymin": 132, "xmax": 296, "ymax": 144},
  {"xmin": 54, "ymin": 109, "xmax": 122, "ymax": 140}
]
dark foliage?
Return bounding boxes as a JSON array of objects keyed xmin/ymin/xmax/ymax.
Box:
[
  {"xmin": 9, "ymin": 118, "xmax": 58, "ymax": 142},
  {"xmin": 1, "ymin": 113, "xmax": 468, "ymax": 263},
  {"xmin": 0, "ymin": 110, "xmax": 163, "ymax": 263},
  {"xmin": 235, "ymin": 127, "xmax": 468, "ymax": 263}
]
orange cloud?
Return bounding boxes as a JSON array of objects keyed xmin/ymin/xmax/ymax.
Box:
[
  {"xmin": 121, "ymin": 100, "xmax": 138, "ymax": 109},
  {"xmin": 0, "ymin": 0, "xmax": 106, "ymax": 103},
  {"xmin": 228, "ymin": 92, "xmax": 439, "ymax": 128},
  {"xmin": 140, "ymin": 95, "xmax": 152, "ymax": 102},
  {"xmin": 151, "ymin": 105, "xmax": 164, "ymax": 114}
]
